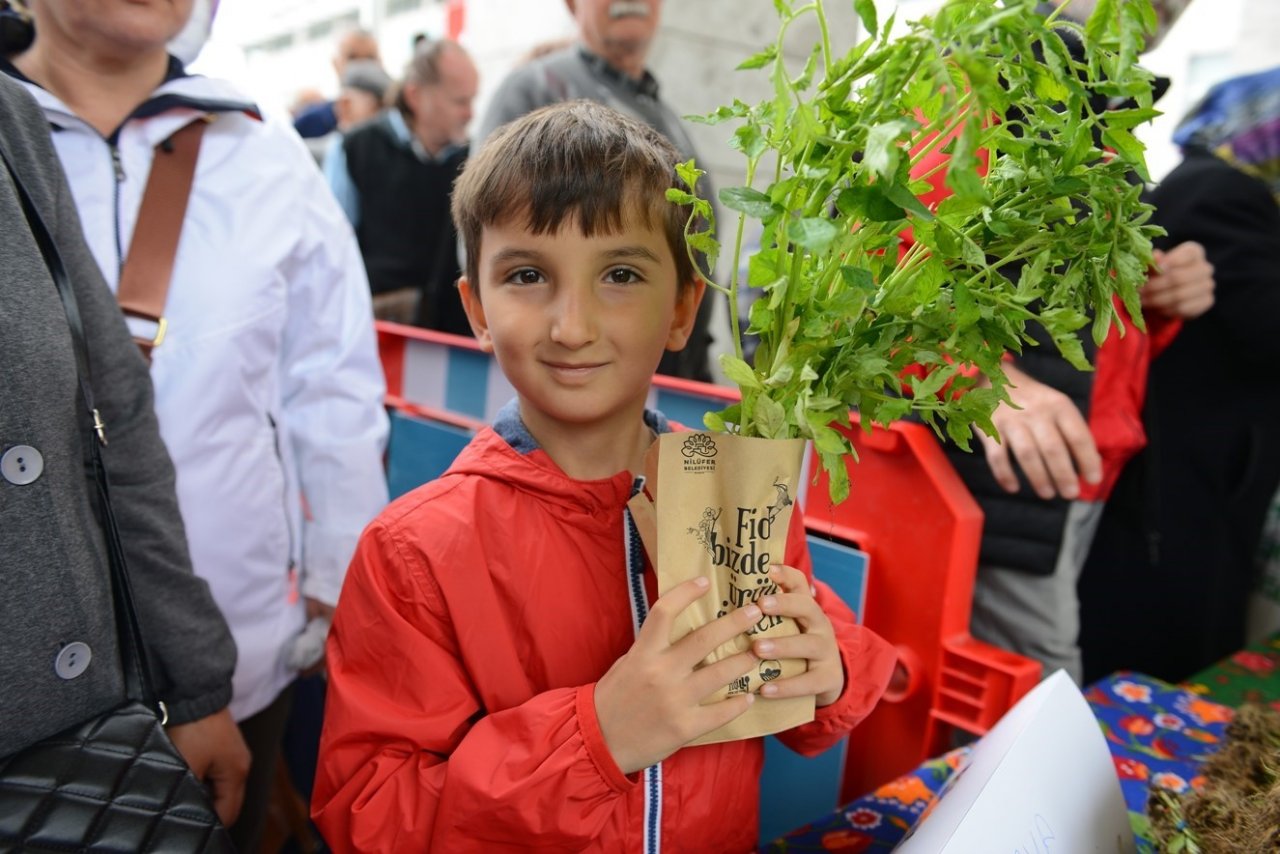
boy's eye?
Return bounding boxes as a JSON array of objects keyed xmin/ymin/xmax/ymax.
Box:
[
  {"xmin": 605, "ymin": 267, "xmax": 642, "ymax": 285},
  {"xmin": 506, "ymin": 268, "xmax": 544, "ymax": 285}
]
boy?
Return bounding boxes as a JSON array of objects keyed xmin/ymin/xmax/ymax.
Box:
[{"xmin": 312, "ymin": 100, "xmax": 896, "ymax": 852}]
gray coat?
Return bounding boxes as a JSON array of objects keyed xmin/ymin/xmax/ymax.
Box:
[
  {"xmin": 475, "ymin": 45, "xmax": 701, "ymax": 166},
  {"xmin": 0, "ymin": 75, "xmax": 235, "ymax": 757}
]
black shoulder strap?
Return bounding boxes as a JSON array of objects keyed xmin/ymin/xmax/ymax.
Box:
[{"xmin": 1, "ymin": 146, "xmax": 163, "ymax": 715}]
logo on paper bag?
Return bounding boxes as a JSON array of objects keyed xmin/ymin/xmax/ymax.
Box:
[
  {"xmin": 680, "ymin": 434, "xmax": 717, "ymax": 473},
  {"xmin": 759, "ymin": 660, "xmax": 782, "ymax": 681}
]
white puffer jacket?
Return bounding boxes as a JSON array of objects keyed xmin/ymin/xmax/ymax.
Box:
[{"xmin": 15, "ymin": 68, "xmax": 390, "ymax": 720}]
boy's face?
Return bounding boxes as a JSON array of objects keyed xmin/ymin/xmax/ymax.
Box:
[{"xmin": 459, "ymin": 215, "xmax": 702, "ymax": 438}]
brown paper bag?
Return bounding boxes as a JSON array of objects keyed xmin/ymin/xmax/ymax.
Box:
[{"xmin": 628, "ymin": 431, "xmax": 815, "ymax": 745}]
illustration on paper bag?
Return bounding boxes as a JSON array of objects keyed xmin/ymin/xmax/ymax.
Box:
[{"xmin": 649, "ymin": 431, "xmax": 814, "ymax": 743}]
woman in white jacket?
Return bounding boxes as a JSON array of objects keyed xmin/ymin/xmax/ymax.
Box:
[{"xmin": 4, "ymin": 1, "xmax": 390, "ymax": 847}]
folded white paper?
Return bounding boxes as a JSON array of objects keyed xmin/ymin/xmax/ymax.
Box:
[{"xmin": 897, "ymin": 670, "xmax": 1135, "ymax": 853}]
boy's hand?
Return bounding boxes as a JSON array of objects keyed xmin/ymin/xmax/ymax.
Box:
[
  {"xmin": 750, "ymin": 564, "xmax": 845, "ymax": 707},
  {"xmin": 594, "ymin": 576, "xmax": 762, "ymax": 775}
]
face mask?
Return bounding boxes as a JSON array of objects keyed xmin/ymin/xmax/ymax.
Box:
[{"xmin": 168, "ymin": 0, "xmax": 217, "ymax": 66}]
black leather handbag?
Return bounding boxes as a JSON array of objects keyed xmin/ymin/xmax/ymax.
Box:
[{"xmin": 0, "ymin": 149, "xmax": 235, "ymax": 853}]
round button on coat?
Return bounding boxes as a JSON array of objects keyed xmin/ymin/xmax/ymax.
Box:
[
  {"xmin": 1, "ymin": 445, "xmax": 44, "ymax": 486},
  {"xmin": 55, "ymin": 642, "xmax": 92, "ymax": 680}
]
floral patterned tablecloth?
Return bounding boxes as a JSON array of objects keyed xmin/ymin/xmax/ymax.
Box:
[
  {"xmin": 762, "ymin": 672, "xmax": 1234, "ymax": 853},
  {"xmin": 1182, "ymin": 632, "xmax": 1280, "ymax": 709}
]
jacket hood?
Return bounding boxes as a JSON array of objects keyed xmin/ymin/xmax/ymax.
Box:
[{"xmin": 444, "ymin": 399, "xmax": 672, "ymax": 520}]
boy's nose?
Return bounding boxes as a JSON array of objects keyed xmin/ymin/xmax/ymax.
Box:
[{"xmin": 549, "ymin": 286, "xmax": 599, "ymax": 348}]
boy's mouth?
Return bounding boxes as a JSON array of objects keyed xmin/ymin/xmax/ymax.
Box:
[
  {"xmin": 607, "ymin": 1, "xmax": 650, "ymax": 20},
  {"xmin": 544, "ymin": 360, "xmax": 607, "ymax": 378}
]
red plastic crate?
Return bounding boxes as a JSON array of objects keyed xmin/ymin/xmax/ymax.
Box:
[{"xmin": 804, "ymin": 417, "xmax": 1040, "ymax": 801}]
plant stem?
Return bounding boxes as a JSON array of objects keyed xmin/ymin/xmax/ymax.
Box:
[
  {"xmin": 907, "ymin": 91, "xmax": 977, "ymax": 170},
  {"xmin": 726, "ymin": 157, "xmax": 760, "ymax": 364},
  {"xmin": 813, "ymin": 0, "xmax": 833, "ymax": 79},
  {"xmin": 878, "ymin": 239, "xmax": 929, "ymax": 291}
]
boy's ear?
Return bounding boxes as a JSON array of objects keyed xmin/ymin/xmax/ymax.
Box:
[
  {"xmin": 458, "ymin": 277, "xmax": 495, "ymax": 353},
  {"xmin": 665, "ymin": 277, "xmax": 706, "ymax": 351}
]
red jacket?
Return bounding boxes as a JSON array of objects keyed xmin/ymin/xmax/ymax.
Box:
[{"xmin": 313, "ymin": 409, "xmax": 895, "ymax": 852}]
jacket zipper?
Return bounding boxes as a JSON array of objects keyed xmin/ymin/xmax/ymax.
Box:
[
  {"xmin": 624, "ymin": 476, "xmax": 661, "ymax": 854},
  {"xmin": 266, "ymin": 413, "xmax": 297, "ymax": 573},
  {"xmin": 109, "ymin": 142, "xmax": 125, "ymax": 279}
]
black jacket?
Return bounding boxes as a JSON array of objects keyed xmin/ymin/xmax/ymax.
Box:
[{"xmin": 1080, "ymin": 149, "xmax": 1280, "ymax": 681}]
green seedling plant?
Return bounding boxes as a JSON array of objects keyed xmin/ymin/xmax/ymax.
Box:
[{"xmin": 668, "ymin": 0, "xmax": 1162, "ymax": 502}]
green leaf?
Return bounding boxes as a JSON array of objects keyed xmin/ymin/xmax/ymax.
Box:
[
  {"xmin": 823, "ymin": 453, "xmax": 851, "ymax": 503},
  {"xmin": 944, "ymin": 117, "xmax": 986, "ymax": 202},
  {"xmin": 792, "ymin": 43, "xmax": 822, "ymax": 92},
  {"xmin": 749, "ymin": 249, "xmax": 781, "ymax": 288},
  {"xmin": 882, "ymin": 183, "xmax": 935, "ymax": 220},
  {"xmin": 731, "ymin": 123, "xmax": 768, "ymax": 159},
  {"xmin": 719, "ymin": 186, "xmax": 778, "ymax": 219},
  {"xmin": 1101, "ymin": 126, "xmax": 1150, "ymax": 182},
  {"xmin": 738, "ymin": 44, "xmax": 778, "ymax": 71},
  {"xmin": 1053, "ymin": 331, "xmax": 1091, "ymax": 371},
  {"xmin": 836, "ymin": 185, "xmax": 906, "ymax": 223},
  {"xmin": 686, "ymin": 230, "xmax": 720, "ymax": 273},
  {"xmin": 721, "ymin": 355, "xmax": 763, "ymax": 390},
  {"xmin": 688, "ymin": 101, "xmax": 749, "ymax": 126},
  {"xmin": 1103, "ymin": 106, "xmax": 1159, "ymax": 130},
  {"xmin": 764, "ymin": 363, "xmax": 795, "ymax": 387},
  {"xmin": 808, "ymin": 421, "xmax": 850, "ymax": 456},
  {"xmin": 873, "ymin": 396, "xmax": 912, "ymax": 422},
  {"xmin": 787, "ymin": 217, "xmax": 840, "ymax": 252},
  {"xmin": 865, "ymin": 119, "xmax": 914, "ymax": 181},
  {"xmin": 748, "ymin": 297, "xmax": 775, "ymax": 333},
  {"xmin": 959, "ymin": 235, "xmax": 986, "ymax": 267},
  {"xmin": 911, "ymin": 363, "xmax": 957, "ymax": 399},
  {"xmin": 953, "ymin": 279, "xmax": 980, "ymax": 327},
  {"xmin": 934, "ymin": 224, "xmax": 960, "ymax": 258},
  {"xmin": 854, "ymin": 0, "xmax": 878, "ymax": 38},
  {"xmin": 753, "ymin": 394, "xmax": 788, "ymax": 439},
  {"xmin": 839, "ymin": 265, "xmax": 876, "ymax": 291},
  {"xmin": 674, "ymin": 159, "xmax": 704, "ymax": 193},
  {"xmin": 1086, "ymin": 0, "xmax": 1117, "ymax": 46}
]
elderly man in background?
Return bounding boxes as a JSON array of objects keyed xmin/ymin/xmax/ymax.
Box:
[
  {"xmin": 476, "ymin": 0, "xmax": 714, "ymax": 381},
  {"xmin": 327, "ymin": 39, "xmax": 478, "ymax": 332}
]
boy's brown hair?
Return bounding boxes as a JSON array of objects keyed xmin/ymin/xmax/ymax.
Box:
[{"xmin": 451, "ymin": 99, "xmax": 700, "ymax": 294}]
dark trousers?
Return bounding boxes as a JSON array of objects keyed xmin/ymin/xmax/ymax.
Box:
[{"xmin": 228, "ymin": 682, "xmax": 296, "ymax": 853}]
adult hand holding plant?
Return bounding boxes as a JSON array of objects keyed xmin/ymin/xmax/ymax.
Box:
[
  {"xmin": 976, "ymin": 360, "xmax": 1102, "ymax": 500},
  {"xmin": 669, "ymin": 0, "xmax": 1163, "ymax": 502}
]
